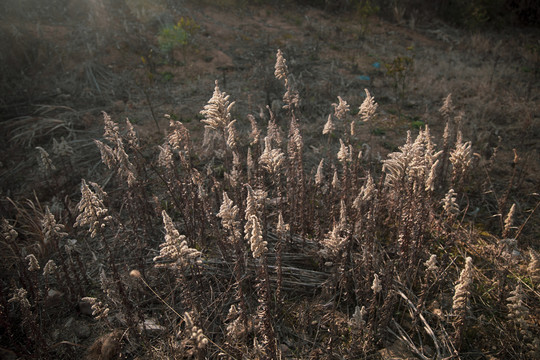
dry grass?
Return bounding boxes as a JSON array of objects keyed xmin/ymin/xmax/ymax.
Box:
[
  {"xmin": 0, "ymin": 1, "xmax": 539, "ymax": 359},
  {"xmin": 2, "ymin": 50, "xmax": 539, "ymax": 359}
]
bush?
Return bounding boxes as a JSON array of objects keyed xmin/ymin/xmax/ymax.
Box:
[
  {"xmin": 276, "ymin": 0, "xmax": 540, "ymax": 27},
  {"xmin": 157, "ymin": 17, "xmax": 200, "ymax": 54},
  {"xmin": 403, "ymin": 0, "xmax": 539, "ymax": 28}
]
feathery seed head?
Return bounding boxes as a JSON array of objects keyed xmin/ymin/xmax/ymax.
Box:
[
  {"xmin": 168, "ymin": 119, "xmax": 191, "ymax": 152},
  {"xmin": 43, "ymin": 259, "xmax": 57, "ymax": 276},
  {"xmin": 425, "ymin": 159, "xmax": 439, "ymax": 192},
  {"xmin": 315, "ymin": 159, "xmax": 324, "ymax": 185},
  {"xmin": 94, "ymin": 140, "xmax": 116, "ymax": 169},
  {"xmin": 442, "ymin": 188, "xmax": 459, "ymax": 217},
  {"xmin": 290, "ymin": 118, "xmax": 303, "ymax": 152},
  {"xmin": 332, "ymin": 169, "xmax": 340, "ymax": 189},
  {"xmin": 52, "ymin": 137, "xmax": 74, "ymax": 158},
  {"xmin": 354, "ymin": 173, "xmax": 377, "ymax": 208},
  {"xmin": 337, "ymin": 139, "xmax": 351, "ymax": 163},
  {"xmin": 528, "ymin": 249, "xmax": 540, "ymax": 281},
  {"xmin": 259, "ymin": 136, "xmax": 284, "ymax": 174},
  {"xmin": 226, "ymin": 304, "xmax": 248, "ymax": 340},
  {"xmin": 244, "ymin": 185, "xmax": 257, "ymax": 220},
  {"xmin": 36, "ymin": 146, "xmax": 56, "ymax": 175},
  {"xmin": 323, "ymin": 114, "xmax": 335, "ymax": 135},
  {"xmin": 125, "ymin": 118, "xmax": 139, "ymax": 148},
  {"xmin": 359, "ymin": 89, "xmax": 378, "ymax": 122},
  {"xmin": 381, "ymin": 131, "xmax": 419, "ymax": 190},
  {"xmin": 2, "ymin": 219, "xmax": 18, "ymax": 242},
  {"xmin": 439, "ymin": 93, "xmax": 453, "ymax": 121},
  {"xmin": 283, "ymin": 79, "xmax": 300, "ymax": 110},
  {"xmin": 184, "ymin": 312, "xmax": 208, "ymax": 348},
  {"xmin": 248, "ymin": 214, "xmax": 267, "ymax": 258},
  {"xmin": 8, "ymin": 288, "xmax": 30, "ymax": 309},
  {"xmin": 506, "ymin": 283, "xmax": 531, "ymax": 339},
  {"xmin": 243, "ymin": 185, "xmax": 258, "ymax": 237},
  {"xmin": 102, "ymin": 112, "xmax": 120, "ymax": 143},
  {"xmin": 371, "ymin": 274, "xmax": 382, "ymax": 294},
  {"xmin": 248, "ymin": 114, "xmax": 261, "ymax": 145},
  {"xmin": 162, "ymin": 209, "xmax": 180, "ymax": 244},
  {"xmin": 217, "ymin": 191, "xmax": 239, "ymax": 231},
  {"xmin": 114, "ymin": 143, "xmax": 137, "ymax": 187},
  {"xmin": 277, "ymin": 212, "xmax": 289, "ymax": 237},
  {"xmin": 275, "ymin": 49, "xmax": 288, "ymax": 81},
  {"xmin": 321, "ymin": 224, "xmax": 345, "ymax": 257},
  {"xmin": 267, "ymin": 114, "xmax": 283, "ymax": 145},
  {"xmin": 42, "ymin": 206, "xmax": 67, "ymax": 244},
  {"xmin": 503, "ymin": 204, "xmax": 516, "ymax": 237},
  {"xmin": 349, "ymin": 305, "xmax": 367, "ymax": 328},
  {"xmin": 425, "ymin": 254, "xmax": 438, "ymax": 272},
  {"xmin": 158, "ymin": 144, "xmax": 174, "ymax": 169},
  {"xmin": 74, "ymin": 180, "xmax": 111, "ymax": 238},
  {"xmin": 507, "ymin": 284, "xmax": 528, "ymax": 321},
  {"xmin": 154, "ymin": 210, "xmax": 202, "ymax": 269},
  {"xmin": 338, "ymin": 199, "xmax": 347, "ymax": 230},
  {"xmin": 26, "ymin": 254, "xmax": 40, "ymax": 271},
  {"xmin": 95, "ymin": 135, "xmax": 137, "ymax": 187},
  {"xmin": 226, "ymin": 119, "xmax": 238, "ymax": 149},
  {"xmin": 452, "ymin": 257, "xmax": 473, "ymax": 314},
  {"xmin": 247, "ymin": 147, "xmax": 254, "ymax": 180},
  {"xmin": 332, "ymin": 96, "xmax": 350, "ymax": 120},
  {"xmin": 200, "ymin": 80, "xmax": 235, "ymax": 131},
  {"xmin": 361, "ymin": 173, "xmax": 377, "ymax": 201},
  {"xmin": 449, "ymin": 131, "xmax": 472, "ymax": 183},
  {"xmin": 81, "ymin": 296, "xmax": 110, "ymax": 320}
]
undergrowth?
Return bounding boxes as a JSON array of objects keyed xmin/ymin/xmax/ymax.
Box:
[{"xmin": 1, "ymin": 50, "xmax": 538, "ymax": 360}]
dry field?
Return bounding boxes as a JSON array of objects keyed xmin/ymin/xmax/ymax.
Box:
[{"xmin": 0, "ymin": 0, "xmax": 539, "ymax": 359}]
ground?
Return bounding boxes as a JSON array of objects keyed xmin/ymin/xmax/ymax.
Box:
[
  {"xmin": 0, "ymin": 0, "xmax": 539, "ymax": 359},
  {"xmin": 1, "ymin": 0, "xmax": 538, "ymax": 239},
  {"xmin": 1, "ymin": 0, "xmax": 538, "ymax": 188}
]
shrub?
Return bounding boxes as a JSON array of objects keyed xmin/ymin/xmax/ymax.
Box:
[{"xmin": 157, "ymin": 17, "xmax": 200, "ymax": 55}]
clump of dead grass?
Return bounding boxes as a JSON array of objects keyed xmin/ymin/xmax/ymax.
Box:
[{"xmin": 0, "ymin": 48, "xmax": 538, "ymax": 360}]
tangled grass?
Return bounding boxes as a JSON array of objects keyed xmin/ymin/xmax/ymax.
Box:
[{"xmin": 1, "ymin": 50, "xmax": 539, "ymax": 360}]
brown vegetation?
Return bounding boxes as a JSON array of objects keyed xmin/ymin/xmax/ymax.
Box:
[{"xmin": 0, "ymin": 1, "xmax": 538, "ymax": 359}]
